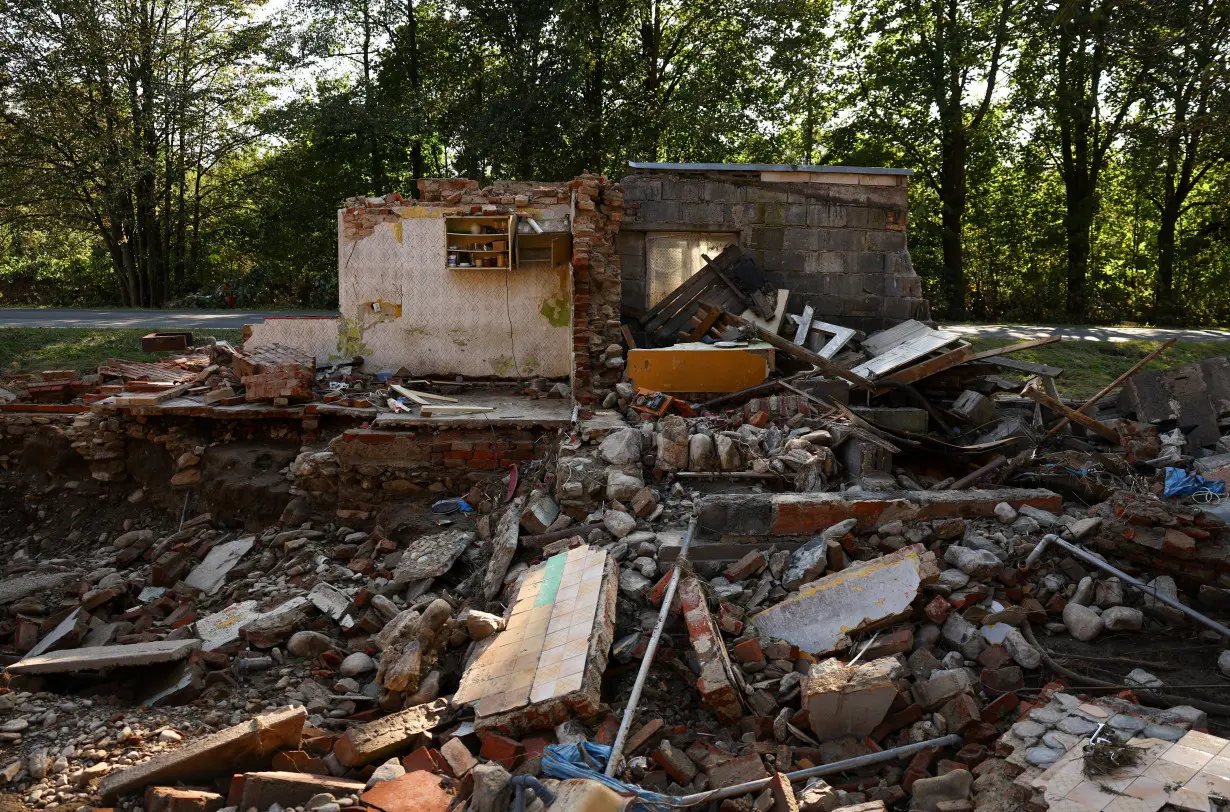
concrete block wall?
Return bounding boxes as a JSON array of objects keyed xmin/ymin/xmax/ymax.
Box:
[{"xmin": 618, "ymin": 168, "xmax": 925, "ymax": 332}]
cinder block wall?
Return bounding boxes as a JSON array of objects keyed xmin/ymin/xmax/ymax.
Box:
[{"xmin": 618, "ymin": 168, "xmax": 924, "ymax": 332}]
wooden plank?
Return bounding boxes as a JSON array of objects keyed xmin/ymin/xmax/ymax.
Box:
[
  {"xmin": 989, "ymin": 356, "xmax": 1064, "ymax": 377},
  {"xmin": 860, "ymin": 320, "xmax": 947, "ymax": 356},
  {"xmin": 112, "ymin": 385, "xmax": 190, "ymax": 406},
  {"xmin": 725, "ymin": 313, "xmax": 876, "ymax": 390},
  {"xmin": 643, "ymin": 266, "xmax": 717, "ymax": 332},
  {"xmin": 850, "ymin": 330, "xmax": 961, "ymax": 378},
  {"xmin": 419, "ymin": 404, "xmax": 495, "ymax": 416},
  {"xmin": 402, "ymin": 388, "xmax": 457, "ymax": 403},
  {"xmin": 970, "ymin": 336, "xmax": 1062, "ymax": 360},
  {"xmin": 792, "ymin": 304, "xmax": 815, "ymax": 346},
  {"xmin": 873, "ymin": 343, "xmax": 977, "ymax": 392},
  {"xmin": 683, "ymin": 306, "xmax": 723, "ymax": 342},
  {"xmin": 621, "ymin": 325, "xmax": 638, "ymax": 350},
  {"xmin": 787, "ymin": 317, "xmax": 858, "ymax": 359},
  {"xmin": 1022, "ymin": 381, "xmax": 1119, "ymax": 443},
  {"xmin": 389, "ymin": 385, "xmax": 429, "ymax": 405}
]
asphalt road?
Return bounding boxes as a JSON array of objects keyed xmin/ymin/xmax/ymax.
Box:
[
  {"xmin": 1, "ymin": 309, "xmax": 1228, "ymax": 341},
  {"xmin": 0, "ymin": 308, "xmax": 337, "ymax": 329},
  {"xmin": 940, "ymin": 323, "xmax": 1230, "ymax": 342}
]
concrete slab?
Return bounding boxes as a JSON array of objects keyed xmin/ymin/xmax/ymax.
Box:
[
  {"xmin": 184, "ymin": 536, "xmax": 255, "ymax": 595},
  {"xmin": 100, "ymin": 706, "xmax": 306, "ymax": 800},
  {"xmin": 455, "ymin": 544, "xmax": 618, "ymax": 734},
  {"xmin": 5, "ymin": 639, "xmax": 201, "ymax": 675},
  {"xmin": 751, "ymin": 545, "xmax": 937, "ymax": 655},
  {"xmin": 307, "ymin": 582, "xmax": 351, "ymax": 621},
  {"xmin": 0, "ymin": 571, "xmax": 77, "ymax": 606},
  {"xmin": 393, "ymin": 530, "xmax": 474, "ymax": 582},
  {"xmin": 334, "ymin": 699, "xmax": 451, "ymax": 767},
  {"xmin": 21, "ymin": 607, "xmax": 89, "ymax": 660},
  {"xmin": 196, "ymin": 600, "xmax": 261, "ymax": 651}
]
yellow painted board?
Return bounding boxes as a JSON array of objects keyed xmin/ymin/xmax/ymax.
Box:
[{"xmin": 626, "ymin": 343, "xmax": 774, "ymax": 394}]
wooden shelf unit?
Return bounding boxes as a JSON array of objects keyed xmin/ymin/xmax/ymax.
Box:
[
  {"xmin": 515, "ymin": 231, "xmax": 570, "ymax": 266},
  {"xmin": 446, "ymin": 215, "xmax": 515, "ymax": 269}
]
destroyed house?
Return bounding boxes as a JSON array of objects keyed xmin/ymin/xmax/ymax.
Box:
[{"xmin": 247, "ymin": 163, "xmax": 925, "ymax": 403}]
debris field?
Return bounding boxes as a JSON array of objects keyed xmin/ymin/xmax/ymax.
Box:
[{"xmin": 2, "ymin": 179, "xmax": 1230, "ymax": 812}]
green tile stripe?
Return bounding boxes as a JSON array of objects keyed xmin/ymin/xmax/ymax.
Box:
[{"xmin": 534, "ymin": 550, "xmax": 568, "ymax": 607}]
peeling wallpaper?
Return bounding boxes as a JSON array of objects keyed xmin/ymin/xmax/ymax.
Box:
[{"xmin": 337, "ymin": 212, "xmax": 572, "ymax": 377}]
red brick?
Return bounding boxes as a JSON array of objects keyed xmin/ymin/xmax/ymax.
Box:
[
  {"xmin": 861, "ymin": 627, "xmax": 913, "ymax": 658},
  {"xmin": 976, "ymin": 644, "xmax": 1012, "ymax": 671},
  {"xmin": 651, "ymin": 740, "xmax": 698, "ymax": 784},
  {"xmin": 724, "ymin": 550, "xmax": 768, "ymax": 582},
  {"xmin": 594, "ymin": 714, "xmax": 620, "ymax": 746},
  {"xmin": 707, "ymin": 753, "xmax": 769, "ymax": 789},
  {"xmin": 677, "ymin": 577, "xmax": 743, "ymax": 724},
  {"xmin": 359, "ymin": 771, "xmax": 453, "ymax": 812},
  {"xmin": 924, "ymin": 595, "xmax": 951, "ymax": 624},
  {"xmin": 732, "ymin": 638, "xmax": 765, "ymax": 664},
  {"xmin": 979, "ymin": 691, "xmax": 1019, "ymax": 723},
  {"xmin": 624, "ymin": 719, "xmax": 664, "ymax": 755},
  {"xmin": 478, "ymin": 732, "xmax": 524, "ymax": 771},
  {"xmin": 145, "ymin": 786, "xmax": 224, "ymax": 812}
]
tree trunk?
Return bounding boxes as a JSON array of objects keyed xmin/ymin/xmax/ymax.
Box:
[
  {"xmin": 1154, "ymin": 200, "xmax": 1180, "ymax": 322},
  {"xmin": 938, "ymin": 126, "xmax": 968, "ymax": 319},
  {"xmin": 406, "ymin": 0, "xmax": 424, "ymax": 197},
  {"xmin": 1064, "ymin": 180, "xmax": 1095, "ymax": 321}
]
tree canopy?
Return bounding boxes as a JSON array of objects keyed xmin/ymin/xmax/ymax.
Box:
[{"xmin": 1, "ymin": 0, "xmax": 1228, "ymax": 323}]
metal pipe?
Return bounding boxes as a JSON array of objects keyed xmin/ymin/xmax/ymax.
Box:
[
  {"xmin": 604, "ymin": 516, "xmax": 698, "ymax": 778},
  {"xmin": 670, "ymin": 734, "xmax": 964, "ymax": 806},
  {"xmin": 1025, "ymin": 533, "xmax": 1230, "ymax": 639}
]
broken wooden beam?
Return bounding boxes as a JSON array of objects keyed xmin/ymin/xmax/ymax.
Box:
[
  {"xmin": 726, "ymin": 313, "xmax": 875, "ymax": 390},
  {"xmin": 1022, "ymin": 381, "xmax": 1120, "ymax": 443},
  {"xmin": 1041, "ymin": 338, "xmax": 1177, "ymax": 441}
]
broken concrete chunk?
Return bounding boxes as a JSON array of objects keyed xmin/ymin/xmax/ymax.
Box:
[
  {"xmin": 183, "ymin": 536, "xmax": 255, "ymax": 595},
  {"xmin": 599, "ymin": 427, "xmax": 643, "ymax": 465},
  {"xmin": 0, "ymin": 571, "xmax": 77, "ymax": 606},
  {"xmin": 393, "ymin": 530, "xmax": 474, "ymax": 582},
  {"xmin": 784, "ymin": 518, "xmax": 856, "ymax": 588},
  {"xmin": 520, "ymin": 491, "xmax": 558, "ymax": 535},
  {"xmin": 484, "ymin": 497, "xmax": 523, "ymax": 600},
  {"xmin": 238, "ymin": 597, "xmax": 313, "ymax": 649},
  {"xmin": 100, "ymin": 706, "xmax": 305, "ymax": 800},
  {"xmin": 943, "ymin": 546, "xmax": 1003, "ymax": 578},
  {"xmin": 6, "ymin": 639, "xmax": 201, "ymax": 675},
  {"xmin": 604, "ymin": 509, "xmax": 636, "ymax": 538},
  {"xmin": 688, "ymin": 434, "xmax": 718, "ymax": 472},
  {"xmin": 657, "ymin": 415, "xmax": 690, "ymax": 471},
  {"xmin": 462, "ymin": 609, "xmax": 505, "ymax": 640},
  {"xmin": 752, "ymin": 545, "xmax": 935, "ymax": 655},
  {"xmin": 334, "ymin": 699, "xmax": 450, "ymax": 767},
  {"xmin": 1062, "ymin": 603, "xmax": 1103, "ymax": 641},
  {"xmin": 805, "ymin": 657, "xmax": 899, "ymax": 741}
]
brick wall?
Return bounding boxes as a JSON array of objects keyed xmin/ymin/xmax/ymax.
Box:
[
  {"xmin": 569, "ymin": 174, "xmax": 624, "ymax": 405},
  {"xmin": 618, "ymin": 168, "xmax": 925, "ymax": 332}
]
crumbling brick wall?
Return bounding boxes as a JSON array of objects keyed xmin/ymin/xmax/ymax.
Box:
[
  {"xmin": 569, "ymin": 174, "xmax": 624, "ymax": 405},
  {"xmin": 337, "ymin": 176, "xmax": 624, "ymax": 405},
  {"xmin": 618, "ymin": 166, "xmax": 925, "ymax": 332}
]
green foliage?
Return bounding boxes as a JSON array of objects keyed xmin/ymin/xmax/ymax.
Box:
[{"xmin": 1, "ymin": 0, "xmax": 1228, "ymax": 324}]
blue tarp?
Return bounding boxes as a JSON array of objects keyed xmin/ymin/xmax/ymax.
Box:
[
  {"xmin": 1163, "ymin": 467, "xmax": 1226, "ymax": 498},
  {"xmin": 541, "ymin": 742, "xmax": 676, "ymax": 811}
]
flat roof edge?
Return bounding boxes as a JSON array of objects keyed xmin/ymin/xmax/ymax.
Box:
[{"xmin": 627, "ymin": 162, "xmax": 913, "ymax": 177}]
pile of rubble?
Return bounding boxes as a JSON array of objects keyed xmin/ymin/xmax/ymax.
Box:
[{"xmin": 3, "ymin": 265, "xmax": 1230, "ymax": 811}]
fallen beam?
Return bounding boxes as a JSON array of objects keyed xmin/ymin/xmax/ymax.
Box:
[
  {"xmin": 1022, "ymin": 381, "xmax": 1119, "ymax": 443},
  {"xmin": 695, "ymin": 488, "xmax": 1063, "ymax": 538},
  {"xmin": 970, "ymin": 336, "xmax": 1063, "ymax": 360},
  {"xmin": 100, "ymin": 706, "xmax": 306, "ymax": 800},
  {"xmin": 725, "ymin": 313, "xmax": 876, "ymax": 390}
]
